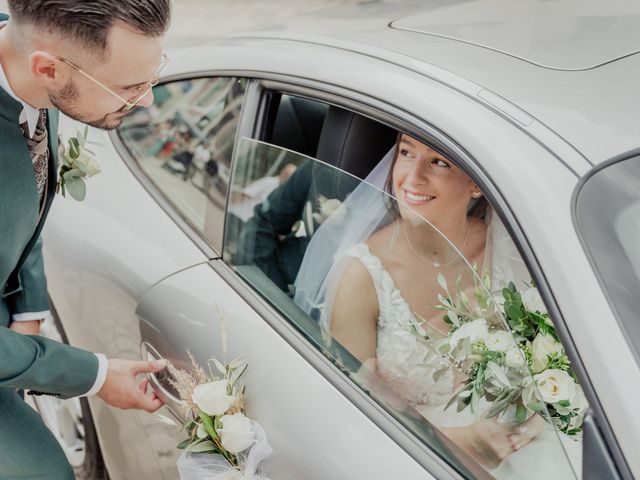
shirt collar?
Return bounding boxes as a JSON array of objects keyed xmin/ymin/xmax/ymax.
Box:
[{"xmin": 0, "ymin": 26, "xmax": 41, "ymax": 138}]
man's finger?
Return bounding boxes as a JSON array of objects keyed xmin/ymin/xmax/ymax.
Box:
[
  {"xmin": 139, "ymin": 393, "xmax": 164, "ymax": 413},
  {"xmin": 138, "ymin": 378, "xmax": 149, "ymax": 394},
  {"xmin": 132, "ymin": 359, "xmax": 166, "ymax": 374}
]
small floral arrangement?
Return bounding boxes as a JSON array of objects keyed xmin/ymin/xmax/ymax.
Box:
[
  {"xmin": 157, "ymin": 352, "xmax": 272, "ymax": 480},
  {"xmin": 57, "ymin": 126, "xmax": 101, "ymax": 201},
  {"xmin": 312, "ymin": 195, "xmax": 344, "ymax": 224},
  {"xmin": 415, "ymin": 274, "xmax": 588, "ymax": 437}
]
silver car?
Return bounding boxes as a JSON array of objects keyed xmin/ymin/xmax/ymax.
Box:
[{"xmin": 37, "ymin": 1, "xmax": 639, "ymax": 479}]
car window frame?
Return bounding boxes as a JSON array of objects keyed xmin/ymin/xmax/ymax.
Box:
[
  {"xmin": 219, "ymin": 76, "xmax": 602, "ymax": 478},
  {"xmin": 110, "ymin": 72, "xmax": 256, "ymax": 258}
]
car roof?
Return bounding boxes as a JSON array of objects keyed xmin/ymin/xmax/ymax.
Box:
[{"xmin": 231, "ymin": 0, "xmax": 640, "ymax": 166}]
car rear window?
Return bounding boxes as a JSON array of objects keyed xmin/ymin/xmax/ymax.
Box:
[{"xmin": 575, "ymin": 154, "xmax": 640, "ymax": 364}]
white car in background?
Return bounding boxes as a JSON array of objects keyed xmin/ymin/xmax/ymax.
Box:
[{"xmin": 36, "ymin": 1, "xmax": 640, "ymax": 479}]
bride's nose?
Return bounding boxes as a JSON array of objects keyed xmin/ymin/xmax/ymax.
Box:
[{"xmin": 407, "ymin": 158, "xmax": 431, "ymax": 183}]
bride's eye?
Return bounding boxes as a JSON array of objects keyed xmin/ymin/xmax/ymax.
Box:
[
  {"xmin": 399, "ymin": 149, "xmax": 415, "ymax": 159},
  {"xmin": 432, "ymin": 158, "xmax": 450, "ymax": 168}
]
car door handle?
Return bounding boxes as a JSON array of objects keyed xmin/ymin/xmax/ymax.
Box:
[{"xmin": 140, "ymin": 341, "xmax": 186, "ymax": 417}]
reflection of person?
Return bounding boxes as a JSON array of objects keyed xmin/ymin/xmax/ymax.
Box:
[
  {"xmin": 295, "ymin": 134, "xmax": 567, "ymax": 476},
  {"xmin": 229, "ymin": 163, "xmax": 298, "ymax": 223},
  {"xmin": 0, "ymin": 2, "xmax": 170, "ymax": 478}
]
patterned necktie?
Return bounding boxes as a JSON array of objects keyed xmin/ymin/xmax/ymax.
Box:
[{"xmin": 19, "ymin": 109, "xmax": 49, "ymax": 216}]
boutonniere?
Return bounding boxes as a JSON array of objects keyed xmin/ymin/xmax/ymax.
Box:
[{"xmin": 57, "ymin": 126, "xmax": 101, "ymax": 201}]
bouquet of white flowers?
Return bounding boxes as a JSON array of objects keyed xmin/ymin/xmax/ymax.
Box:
[
  {"xmin": 158, "ymin": 353, "xmax": 273, "ymax": 480},
  {"xmin": 415, "ymin": 274, "xmax": 588, "ymax": 437}
]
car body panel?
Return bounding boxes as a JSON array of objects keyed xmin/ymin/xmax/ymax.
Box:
[
  {"xmin": 228, "ymin": 0, "xmax": 640, "ymax": 164},
  {"xmin": 390, "ymin": 0, "xmax": 640, "ymax": 70},
  {"xmin": 135, "ymin": 262, "xmax": 446, "ymax": 480}
]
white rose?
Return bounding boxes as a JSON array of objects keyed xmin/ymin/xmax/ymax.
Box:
[
  {"xmin": 191, "ymin": 380, "xmax": 235, "ymax": 416},
  {"xmin": 522, "ymin": 287, "xmax": 546, "ymax": 314},
  {"xmin": 450, "ymin": 319, "xmax": 489, "ymax": 349},
  {"xmin": 505, "ymin": 346, "xmax": 526, "ymax": 369},
  {"xmin": 534, "ymin": 369, "xmax": 577, "ymax": 404},
  {"xmin": 219, "ymin": 413, "xmax": 254, "ymax": 454},
  {"xmin": 572, "ymin": 385, "xmax": 589, "ymax": 413},
  {"xmin": 74, "ymin": 149, "xmax": 101, "ymax": 177},
  {"xmin": 531, "ymin": 333, "xmax": 564, "ymax": 373},
  {"xmin": 484, "ymin": 330, "xmax": 513, "ymax": 352}
]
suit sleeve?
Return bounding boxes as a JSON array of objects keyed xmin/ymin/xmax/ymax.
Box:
[
  {"xmin": 0, "ymin": 325, "xmax": 99, "ymax": 398},
  {"xmin": 7, "ymin": 236, "xmax": 50, "ymax": 319}
]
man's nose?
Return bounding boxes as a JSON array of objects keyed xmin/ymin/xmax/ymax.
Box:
[{"xmin": 136, "ymin": 89, "xmax": 155, "ymax": 108}]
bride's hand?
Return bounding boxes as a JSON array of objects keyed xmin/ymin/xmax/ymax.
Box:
[{"xmin": 445, "ymin": 414, "xmax": 545, "ymax": 469}]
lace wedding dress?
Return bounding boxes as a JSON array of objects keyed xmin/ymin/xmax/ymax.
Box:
[{"xmin": 347, "ymin": 243, "xmax": 581, "ymax": 480}]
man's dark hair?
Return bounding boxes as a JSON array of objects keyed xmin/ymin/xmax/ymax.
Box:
[{"xmin": 8, "ymin": 0, "xmax": 171, "ymax": 53}]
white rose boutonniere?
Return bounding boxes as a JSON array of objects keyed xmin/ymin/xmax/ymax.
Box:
[
  {"xmin": 191, "ymin": 379, "xmax": 236, "ymax": 417},
  {"xmin": 219, "ymin": 413, "xmax": 254, "ymax": 454},
  {"xmin": 57, "ymin": 126, "xmax": 101, "ymax": 201},
  {"xmin": 313, "ymin": 195, "xmax": 344, "ymax": 224}
]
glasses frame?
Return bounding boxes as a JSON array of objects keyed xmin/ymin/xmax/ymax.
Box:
[{"xmin": 53, "ymin": 53, "xmax": 169, "ymax": 111}]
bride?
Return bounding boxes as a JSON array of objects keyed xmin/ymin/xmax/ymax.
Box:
[{"xmin": 294, "ymin": 134, "xmax": 579, "ymax": 478}]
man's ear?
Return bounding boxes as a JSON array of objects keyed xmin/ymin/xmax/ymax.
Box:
[{"xmin": 29, "ymin": 51, "xmax": 66, "ymax": 88}]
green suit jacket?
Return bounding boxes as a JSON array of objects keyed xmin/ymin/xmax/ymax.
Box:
[{"xmin": 0, "ymin": 34, "xmax": 98, "ymax": 398}]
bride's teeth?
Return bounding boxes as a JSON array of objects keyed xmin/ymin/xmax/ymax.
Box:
[{"xmin": 406, "ymin": 192, "xmax": 433, "ymax": 202}]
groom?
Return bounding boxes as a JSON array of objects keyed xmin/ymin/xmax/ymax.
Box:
[{"xmin": 0, "ymin": 1, "xmax": 172, "ymax": 478}]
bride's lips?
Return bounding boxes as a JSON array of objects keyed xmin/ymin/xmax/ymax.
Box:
[{"xmin": 402, "ymin": 189, "xmax": 435, "ymax": 205}]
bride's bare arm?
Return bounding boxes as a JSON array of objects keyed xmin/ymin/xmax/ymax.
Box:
[{"xmin": 330, "ymin": 258, "xmax": 379, "ymax": 363}]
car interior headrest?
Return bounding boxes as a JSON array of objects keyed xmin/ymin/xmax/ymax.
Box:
[{"xmin": 315, "ymin": 105, "xmax": 397, "ymax": 180}]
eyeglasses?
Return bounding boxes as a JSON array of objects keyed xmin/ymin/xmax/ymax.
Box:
[{"xmin": 54, "ymin": 53, "xmax": 170, "ymax": 111}]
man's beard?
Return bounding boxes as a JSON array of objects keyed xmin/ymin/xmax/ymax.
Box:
[{"xmin": 49, "ymin": 79, "xmax": 128, "ymax": 131}]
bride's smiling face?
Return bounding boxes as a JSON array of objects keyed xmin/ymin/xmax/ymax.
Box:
[{"xmin": 391, "ymin": 134, "xmax": 480, "ymax": 227}]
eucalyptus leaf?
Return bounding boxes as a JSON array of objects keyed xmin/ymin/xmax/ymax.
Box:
[
  {"xmin": 212, "ymin": 357, "xmax": 226, "ymax": 375},
  {"xmin": 447, "ymin": 310, "xmax": 460, "ymax": 328},
  {"xmin": 189, "ymin": 440, "xmax": 217, "ymax": 453},
  {"xmin": 199, "ymin": 412, "xmax": 218, "ymax": 439},
  {"xmin": 63, "ymin": 168, "xmax": 85, "ymax": 180},
  {"xmin": 64, "ymin": 177, "xmax": 86, "ymax": 201},
  {"xmin": 516, "ymin": 402, "xmax": 527, "ymax": 423},
  {"xmin": 177, "ymin": 439, "xmax": 191, "ymax": 450},
  {"xmin": 486, "ymin": 361, "xmax": 511, "ymax": 388},
  {"xmin": 437, "ymin": 273, "xmax": 448, "ymax": 292},
  {"xmin": 526, "ymin": 402, "xmax": 543, "ymax": 412}
]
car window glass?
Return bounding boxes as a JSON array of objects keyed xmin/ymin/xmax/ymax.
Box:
[
  {"xmin": 225, "ymin": 136, "xmax": 583, "ymax": 479},
  {"xmin": 576, "ymin": 155, "xmax": 640, "ymax": 364},
  {"xmin": 117, "ymin": 77, "xmax": 247, "ymax": 252}
]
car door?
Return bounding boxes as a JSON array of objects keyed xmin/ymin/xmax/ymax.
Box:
[{"xmin": 133, "ymin": 77, "xmax": 594, "ymax": 479}]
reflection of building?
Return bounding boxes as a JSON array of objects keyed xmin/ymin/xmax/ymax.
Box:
[{"xmin": 153, "ymin": 78, "xmax": 245, "ymax": 173}]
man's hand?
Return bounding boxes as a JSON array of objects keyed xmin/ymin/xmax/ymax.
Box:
[
  {"xmin": 9, "ymin": 320, "xmax": 41, "ymax": 336},
  {"xmin": 98, "ymin": 359, "xmax": 166, "ymax": 413}
]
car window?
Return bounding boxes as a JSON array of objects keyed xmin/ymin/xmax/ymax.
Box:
[
  {"xmin": 224, "ymin": 135, "xmax": 583, "ymax": 479},
  {"xmin": 117, "ymin": 77, "xmax": 248, "ymax": 252},
  {"xmin": 576, "ymin": 154, "xmax": 640, "ymax": 365}
]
